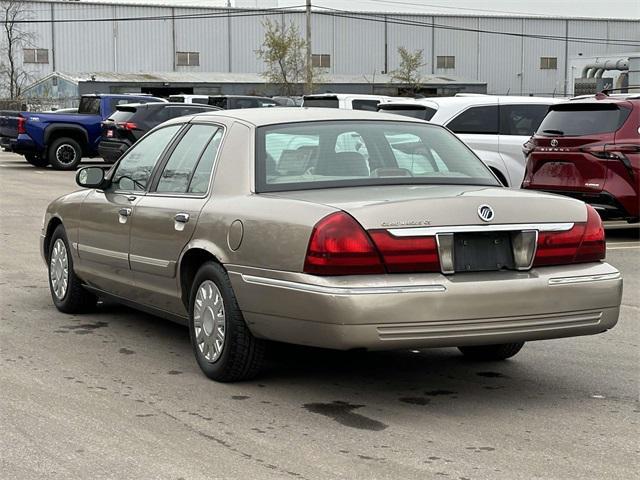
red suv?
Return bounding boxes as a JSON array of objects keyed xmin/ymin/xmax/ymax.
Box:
[{"xmin": 522, "ymin": 93, "xmax": 639, "ymax": 222}]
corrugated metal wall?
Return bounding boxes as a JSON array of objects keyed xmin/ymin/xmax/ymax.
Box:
[{"xmin": 9, "ymin": 1, "xmax": 640, "ymax": 96}]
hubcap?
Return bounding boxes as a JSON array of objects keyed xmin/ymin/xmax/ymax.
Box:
[
  {"xmin": 193, "ymin": 280, "xmax": 226, "ymax": 363},
  {"xmin": 56, "ymin": 144, "xmax": 77, "ymax": 165},
  {"xmin": 50, "ymin": 239, "xmax": 69, "ymax": 299}
]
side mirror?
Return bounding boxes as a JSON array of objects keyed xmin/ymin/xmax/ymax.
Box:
[{"xmin": 76, "ymin": 166, "xmax": 105, "ymax": 189}]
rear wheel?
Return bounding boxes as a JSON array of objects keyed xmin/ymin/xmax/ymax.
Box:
[
  {"xmin": 25, "ymin": 153, "xmax": 49, "ymax": 167},
  {"xmin": 48, "ymin": 137, "xmax": 82, "ymax": 170},
  {"xmin": 188, "ymin": 262, "xmax": 266, "ymax": 382},
  {"xmin": 458, "ymin": 342, "xmax": 524, "ymax": 360},
  {"xmin": 48, "ymin": 225, "xmax": 97, "ymax": 313}
]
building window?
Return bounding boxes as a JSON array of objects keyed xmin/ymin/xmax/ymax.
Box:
[
  {"xmin": 540, "ymin": 57, "xmax": 557, "ymax": 70},
  {"xmin": 311, "ymin": 54, "xmax": 331, "ymax": 68},
  {"xmin": 24, "ymin": 48, "xmax": 49, "ymax": 64},
  {"xmin": 176, "ymin": 51, "xmax": 200, "ymax": 67},
  {"xmin": 436, "ymin": 56, "xmax": 455, "ymax": 69}
]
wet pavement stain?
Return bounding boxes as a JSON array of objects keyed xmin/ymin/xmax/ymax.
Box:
[
  {"xmin": 303, "ymin": 401, "xmax": 388, "ymax": 431},
  {"xmin": 231, "ymin": 395, "xmax": 250, "ymax": 400},
  {"xmin": 167, "ymin": 370, "xmax": 182, "ymax": 375},
  {"xmin": 476, "ymin": 371, "xmax": 507, "ymax": 378},
  {"xmin": 425, "ymin": 390, "xmax": 457, "ymax": 396},
  {"xmin": 399, "ymin": 397, "xmax": 431, "ymax": 406},
  {"xmin": 59, "ymin": 321, "xmax": 109, "ymax": 334},
  {"xmin": 119, "ymin": 348, "xmax": 135, "ymax": 355}
]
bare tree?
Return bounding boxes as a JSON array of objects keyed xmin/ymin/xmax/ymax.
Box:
[
  {"xmin": 1, "ymin": 0, "xmax": 34, "ymax": 99},
  {"xmin": 256, "ymin": 19, "xmax": 324, "ymax": 96},
  {"xmin": 390, "ymin": 47, "xmax": 426, "ymax": 95}
]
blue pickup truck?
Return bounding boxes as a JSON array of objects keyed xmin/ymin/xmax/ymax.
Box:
[{"xmin": 0, "ymin": 94, "xmax": 165, "ymax": 170}]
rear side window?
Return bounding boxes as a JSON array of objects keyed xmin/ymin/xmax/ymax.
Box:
[
  {"xmin": 304, "ymin": 97, "xmax": 339, "ymax": 108},
  {"xmin": 381, "ymin": 106, "xmax": 437, "ymax": 121},
  {"xmin": 208, "ymin": 98, "xmax": 227, "ymax": 109},
  {"xmin": 499, "ymin": 104, "xmax": 550, "ymax": 135},
  {"xmin": 352, "ymin": 100, "xmax": 381, "ymax": 111},
  {"xmin": 191, "ymin": 97, "xmax": 210, "ymax": 105},
  {"xmin": 155, "ymin": 124, "xmax": 218, "ymax": 193},
  {"xmin": 537, "ymin": 104, "xmax": 631, "ymax": 136},
  {"xmin": 447, "ymin": 106, "xmax": 499, "ymax": 134},
  {"xmin": 78, "ymin": 97, "xmax": 101, "ymax": 115},
  {"xmin": 168, "ymin": 96, "xmax": 185, "ymax": 103}
]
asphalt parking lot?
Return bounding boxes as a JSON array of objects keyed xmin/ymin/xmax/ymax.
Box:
[{"xmin": 1, "ymin": 152, "xmax": 638, "ymax": 480}]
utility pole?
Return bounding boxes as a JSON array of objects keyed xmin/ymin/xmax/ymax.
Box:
[{"xmin": 305, "ymin": 0, "xmax": 312, "ymax": 94}]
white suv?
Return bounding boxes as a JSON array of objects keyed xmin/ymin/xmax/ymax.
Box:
[
  {"xmin": 378, "ymin": 94, "xmax": 563, "ymax": 187},
  {"xmin": 303, "ymin": 93, "xmax": 398, "ymax": 111}
]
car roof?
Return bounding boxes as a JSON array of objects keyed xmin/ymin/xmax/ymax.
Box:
[
  {"xmin": 115, "ymin": 102, "xmax": 219, "ymax": 111},
  {"xmin": 567, "ymin": 92, "xmax": 640, "ymax": 105},
  {"xmin": 304, "ymin": 93, "xmax": 395, "ymax": 100},
  {"xmin": 186, "ymin": 106, "xmax": 427, "ymax": 126}
]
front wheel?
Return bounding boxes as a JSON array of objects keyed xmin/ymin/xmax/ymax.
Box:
[
  {"xmin": 458, "ymin": 342, "xmax": 524, "ymax": 360},
  {"xmin": 48, "ymin": 137, "xmax": 83, "ymax": 170},
  {"xmin": 25, "ymin": 153, "xmax": 49, "ymax": 167},
  {"xmin": 188, "ymin": 262, "xmax": 266, "ymax": 382},
  {"xmin": 48, "ymin": 225, "xmax": 97, "ymax": 313}
]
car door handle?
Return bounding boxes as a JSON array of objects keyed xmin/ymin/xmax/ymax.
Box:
[
  {"xmin": 118, "ymin": 207, "xmax": 132, "ymax": 217},
  {"xmin": 174, "ymin": 213, "xmax": 190, "ymax": 223}
]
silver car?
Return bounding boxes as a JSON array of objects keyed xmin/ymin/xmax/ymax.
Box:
[{"xmin": 42, "ymin": 108, "xmax": 623, "ymax": 381}]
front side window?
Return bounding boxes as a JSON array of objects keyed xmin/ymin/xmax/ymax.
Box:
[
  {"xmin": 256, "ymin": 121, "xmax": 498, "ymax": 192},
  {"xmin": 155, "ymin": 124, "xmax": 219, "ymax": 193},
  {"xmin": 352, "ymin": 100, "xmax": 381, "ymax": 111},
  {"xmin": 499, "ymin": 104, "xmax": 550, "ymax": 136},
  {"xmin": 447, "ymin": 105, "xmax": 499, "ymax": 134},
  {"xmin": 110, "ymin": 125, "xmax": 182, "ymax": 191}
]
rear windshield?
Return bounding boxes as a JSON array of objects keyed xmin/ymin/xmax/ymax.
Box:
[
  {"xmin": 108, "ymin": 109, "xmax": 136, "ymax": 123},
  {"xmin": 304, "ymin": 97, "xmax": 339, "ymax": 108},
  {"xmin": 537, "ymin": 104, "xmax": 631, "ymax": 136},
  {"xmin": 78, "ymin": 97, "xmax": 101, "ymax": 115},
  {"xmin": 256, "ymin": 121, "xmax": 499, "ymax": 192},
  {"xmin": 380, "ymin": 106, "xmax": 437, "ymax": 121}
]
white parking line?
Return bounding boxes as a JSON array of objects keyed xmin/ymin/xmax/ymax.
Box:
[{"xmin": 607, "ymin": 245, "xmax": 640, "ymax": 250}]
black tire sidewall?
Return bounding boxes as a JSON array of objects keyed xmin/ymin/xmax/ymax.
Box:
[
  {"xmin": 49, "ymin": 137, "xmax": 82, "ymax": 170},
  {"xmin": 25, "ymin": 153, "xmax": 49, "ymax": 167}
]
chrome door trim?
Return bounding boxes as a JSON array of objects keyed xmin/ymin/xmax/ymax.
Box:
[
  {"xmin": 77, "ymin": 243, "xmax": 128, "ymax": 261},
  {"xmin": 130, "ymin": 254, "xmax": 171, "ymax": 268},
  {"xmin": 240, "ymin": 274, "xmax": 446, "ymax": 295},
  {"xmin": 387, "ymin": 222, "xmax": 574, "ymax": 237}
]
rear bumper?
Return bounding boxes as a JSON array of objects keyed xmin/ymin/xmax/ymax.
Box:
[
  {"xmin": 535, "ymin": 190, "xmax": 637, "ymax": 221},
  {"xmin": 0, "ymin": 134, "xmax": 37, "ymax": 155},
  {"xmin": 228, "ymin": 262, "xmax": 622, "ymax": 350},
  {"xmin": 98, "ymin": 140, "xmax": 130, "ymax": 163}
]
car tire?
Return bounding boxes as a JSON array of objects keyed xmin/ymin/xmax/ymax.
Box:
[
  {"xmin": 48, "ymin": 137, "xmax": 83, "ymax": 170},
  {"xmin": 48, "ymin": 225, "xmax": 97, "ymax": 313},
  {"xmin": 25, "ymin": 153, "xmax": 49, "ymax": 167},
  {"xmin": 188, "ymin": 261, "xmax": 266, "ymax": 382},
  {"xmin": 458, "ymin": 342, "xmax": 524, "ymax": 360}
]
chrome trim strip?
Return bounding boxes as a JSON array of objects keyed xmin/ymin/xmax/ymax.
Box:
[
  {"xmin": 77, "ymin": 243, "xmax": 128, "ymax": 260},
  {"xmin": 130, "ymin": 254, "xmax": 171, "ymax": 268},
  {"xmin": 240, "ymin": 274, "xmax": 446, "ymax": 295},
  {"xmin": 548, "ymin": 272, "xmax": 621, "ymax": 285},
  {"xmin": 388, "ymin": 223, "xmax": 574, "ymax": 237}
]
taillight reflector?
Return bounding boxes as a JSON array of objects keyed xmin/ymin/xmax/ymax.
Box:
[
  {"xmin": 368, "ymin": 230, "xmax": 440, "ymax": 273},
  {"xmin": 303, "ymin": 212, "xmax": 384, "ymax": 275},
  {"xmin": 116, "ymin": 122, "xmax": 138, "ymax": 131},
  {"xmin": 533, "ymin": 205, "xmax": 605, "ymax": 266}
]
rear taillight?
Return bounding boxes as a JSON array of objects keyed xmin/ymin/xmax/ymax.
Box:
[
  {"xmin": 303, "ymin": 212, "xmax": 384, "ymax": 275},
  {"xmin": 17, "ymin": 116, "xmax": 26, "ymax": 134},
  {"xmin": 116, "ymin": 122, "xmax": 138, "ymax": 131},
  {"xmin": 533, "ymin": 205, "xmax": 605, "ymax": 267},
  {"xmin": 582, "ymin": 143, "xmax": 640, "ymax": 160},
  {"xmin": 368, "ymin": 230, "xmax": 440, "ymax": 273}
]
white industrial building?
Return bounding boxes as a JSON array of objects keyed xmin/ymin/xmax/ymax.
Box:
[{"xmin": 10, "ymin": 0, "xmax": 640, "ymax": 98}]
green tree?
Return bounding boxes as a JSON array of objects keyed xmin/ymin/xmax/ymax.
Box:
[
  {"xmin": 256, "ymin": 19, "xmax": 324, "ymax": 96},
  {"xmin": 390, "ymin": 47, "xmax": 426, "ymax": 95}
]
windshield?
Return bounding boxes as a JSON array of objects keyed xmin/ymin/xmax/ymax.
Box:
[
  {"xmin": 256, "ymin": 121, "xmax": 499, "ymax": 192},
  {"xmin": 537, "ymin": 104, "xmax": 631, "ymax": 136},
  {"xmin": 304, "ymin": 97, "xmax": 339, "ymax": 108}
]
